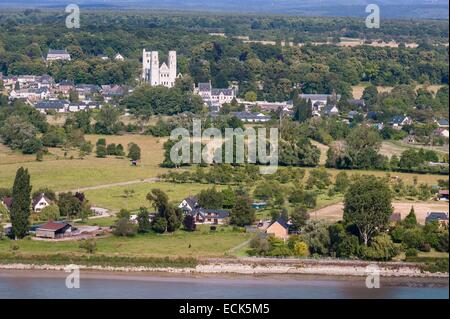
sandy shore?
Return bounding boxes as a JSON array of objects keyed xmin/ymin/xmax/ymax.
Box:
[{"xmin": 0, "ymin": 258, "xmax": 448, "ymax": 278}]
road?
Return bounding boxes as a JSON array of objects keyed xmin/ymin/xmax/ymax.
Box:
[{"xmin": 58, "ymin": 177, "xmax": 160, "ymax": 194}]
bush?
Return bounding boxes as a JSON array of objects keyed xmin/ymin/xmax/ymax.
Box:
[
  {"xmin": 249, "ymin": 236, "xmax": 271, "ymax": 256},
  {"xmin": 113, "ymin": 218, "xmax": 137, "ymax": 237},
  {"xmin": 362, "ymin": 234, "xmax": 399, "ymax": 261},
  {"xmin": 151, "ymin": 216, "xmax": 167, "ymax": 234},
  {"xmin": 292, "ymin": 241, "xmax": 310, "ymax": 257},
  {"xmin": 96, "ymin": 144, "xmax": 107, "ymax": 158},
  {"xmin": 40, "ymin": 205, "xmax": 60, "ymax": 221},
  {"xmin": 183, "ymin": 215, "xmax": 196, "ymax": 232},
  {"xmin": 405, "ymin": 248, "xmax": 418, "ymax": 257},
  {"xmin": 402, "ymin": 228, "xmax": 425, "ymax": 249},
  {"xmin": 79, "ymin": 239, "xmax": 97, "ymax": 254}
]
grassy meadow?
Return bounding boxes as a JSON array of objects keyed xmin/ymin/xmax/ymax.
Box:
[
  {"xmin": 0, "ymin": 134, "xmax": 168, "ymax": 191},
  {"xmin": 84, "ymin": 182, "xmax": 227, "ymax": 212},
  {"xmin": 0, "ymin": 225, "xmax": 251, "ymax": 258}
]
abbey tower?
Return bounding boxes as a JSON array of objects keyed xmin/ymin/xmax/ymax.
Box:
[{"xmin": 142, "ymin": 49, "xmax": 177, "ymax": 88}]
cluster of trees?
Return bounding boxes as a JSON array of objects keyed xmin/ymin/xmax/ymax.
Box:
[
  {"xmin": 94, "ymin": 138, "xmax": 141, "ymax": 161},
  {"xmin": 121, "ymin": 84, "xmax": 204, "ymax": 118},
  {"xmin": 1, "ymin": 11, "xmax": 448, "ymax": 103},
  {"xmin": 249, "ymin": 176, "xmax": 402, "ymax": 261},
  {"xmin": 0, "ymin": 102, "xmax": 48, "ymax": 154},
  {"xmin": 391, "ymin": 207, "xmax": 448, "ymax": 257},
  {"xmin": 1, "ymin": 167, "xmax": 91, "ymax": 239},
  {"xmin": 326, "ymin": 124, "xmax": 448, "ymax": 175},
  {"xmin": 251, "ymin": 175, "xmax": 448, "ymax": 261}
]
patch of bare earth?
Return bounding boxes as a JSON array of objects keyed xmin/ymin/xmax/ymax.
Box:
[{"xmin": 310, "ymin": 201, "xmax": 449, "ymax": 224}]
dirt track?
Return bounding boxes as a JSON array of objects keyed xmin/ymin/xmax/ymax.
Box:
[{"xmin": 310, "ymin": 201, "xmax": 449, "ymax": 224}]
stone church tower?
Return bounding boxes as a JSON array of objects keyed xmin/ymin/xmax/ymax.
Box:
[{"xmin": 142, "ymin": 49, "xmax": 177, "ymax": 88}]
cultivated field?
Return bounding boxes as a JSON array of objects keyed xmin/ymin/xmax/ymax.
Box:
[
  {"xmin": 352, "ymin": 84, "xmax": 445, "ymax": 99},
  {"xmin": 310, "ymin": 201, "xmax": 449, "ymax": 224}
]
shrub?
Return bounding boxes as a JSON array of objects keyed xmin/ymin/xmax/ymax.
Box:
[
  {"xmin": 113, "ymin": 218, "xmax": 137, "ymax": 237},
  {"xmin": 292, "ymin": 241, "xmax": 310, "ymax": 257},
  {"xmin": 40, "ymin": 205, "xmax": 60, "ymax": 221},
  {"xmin": 151, "ymin": 216, "xmax": 167, "ymax": 234},
  {"xmin": 79, "ymin": 239, "xmax": 97, "ymax": 254},
  {"xmin": 249, "ymin": 236, "xmax": 271, "ymax": 256},
  {"xmin": 362, "ymin": 234, "xmax": 399, "ymax": 261},
  {"xmin": 405, "ymin": 248, "xmax": 418, "ymax": 257},
  {"xmin": 183, "ymin": 215, "xmax": 196, "ymax": 232}
]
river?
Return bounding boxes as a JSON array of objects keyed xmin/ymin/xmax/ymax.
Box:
[{"xmin": 0, "ymin": 270, "xmax": 448, "ymax": 299}]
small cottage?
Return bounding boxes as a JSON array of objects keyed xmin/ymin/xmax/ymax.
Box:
[{"xmin": 266, "ymin": 218, "xmax": 289, "ymax": 240}]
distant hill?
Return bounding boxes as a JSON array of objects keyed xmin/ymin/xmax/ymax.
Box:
[{"xmin": 1, "ymin": 0, "xmax": 448, "ymax": 19}]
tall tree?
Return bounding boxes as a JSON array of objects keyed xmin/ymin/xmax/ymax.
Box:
[
  {"xmin": 230, "ymin": 195, "xmax": 255, "ymax": 226},
  {"xmin": 343, "ymin": 175, "xmax": 393, "ymax": 246},
  {"xmin": 10, "ymin": 167, "xmax": 32, "ymax": 239}
]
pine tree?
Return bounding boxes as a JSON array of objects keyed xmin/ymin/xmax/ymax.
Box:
[{"xmin": 10, "ymin": 167, "xmax": 32, "ymax": 239}]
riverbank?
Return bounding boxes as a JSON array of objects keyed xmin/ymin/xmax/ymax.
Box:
[{"xmin": 1, "ymin": 257, "xmax": 448, "ymax": 278}]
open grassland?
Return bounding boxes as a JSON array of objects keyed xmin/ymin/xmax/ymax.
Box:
[
  {"xmin": 380, "ymin": 140, "xmax": 449, "ymax": 159},
  {"xmin": 84, "ymin": 182, "xmax": 227, "ymax": 212},
  {"xmin": 0, "ymin": 226, "xmax": 251, "ymax": 258},
  {"xmin": 0, "ymin": 132, "xmax": 445, "ymax": 202},
  {"xmin": 0, "ymin": 134, "xmax": 168, "ymax": 191}
]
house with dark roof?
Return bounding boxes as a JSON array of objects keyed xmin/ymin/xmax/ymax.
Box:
[
  {"xmin": 75, "ymin": 84, "xmax": 100, "ymax": 98},
  {"xmin": 437, "ymin": 190, "xmax": 449, "ymax": 201},
  {"xmin": 229, "ymin": 111, "xmax": 271, "ymax": 123},
  {"xmin": 46, "ymin": 49, "xmax": 71, "ymax": 62},
  {"xmin": 425, "ymin": 212, "xmax": 449, "ymax": 226},
  {"xmin": 390, "ymin": 115, "xmax": 412, "ymax": 129},
  {"xmin": 1, "ymin": 197, "xmax": 13, "ymax": 212},
  {"xmin": 322, "ymin": 104, "xmax": 339, "ymax": 117},
  {"xmin": 32, "ymin": 193, "xmax": 52, "ymax": 213},
  {"xmin": 347, "ymin": 99, "xmax": 365, "ymax": 108},
  {"xmin": 192, "ymin": 208, "xmax": 230, "ymax": 225},
  {"xmin": 35, "ymin": 221, "xmax": 72, "ymax": 239},
  {"xmin": 266, "ymin": 218, "xmax": 290, "ymax": 240},
  {"xmin": 35, "ymin": 100, "xmax": 68, "ymax": 113},
  {"xmin": 178, "ymin": 196, "xmax": 200, "ymax": 213},
  {"xmin": 435, "ymin": 118, "xmax": 449, "ymax": 128},
  {"xmin": 57, "ymin": 80, "xmax": 75, "ymax": 94},
  {"xmin": 194, "ymin": 81, "xmax": 236, "ymax": 107}
]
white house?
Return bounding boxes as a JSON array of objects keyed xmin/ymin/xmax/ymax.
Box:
[
  {"xmin": 114, "ymin": 53, "xmax": 125, "ymax": 61},
  {"xmin": 299, "ymin": 93, "xmax": 341, "ymax": 115},
  {"xmin": 46, "ymin": 49, "xmax": 71, "ymax": 62},
  {"xmin": 194, "ymin": 82, "xmax": 236, "ymax": 108},
  {"xmin": 390, "ymin": 115, "xmax": 412, "ymax": 129},
  {"xmin": 32, "ymin": 193, "xmax": 52, "ymax": 213},
  {"xmin": 178, "ymin": 196, "xmax": 200, "ymax": 213},
  {"xmin": 192, "ymin": 208, "xmax": 230, "ymax": 225}
]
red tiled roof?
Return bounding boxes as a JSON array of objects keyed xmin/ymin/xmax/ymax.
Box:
[
  {"xmin": 38, "ymin": 221, "xmax": 69, "ymax": 231},
  {"xmin": 439, "ymin": 190, "xmax": 449, "ymax": 195}
]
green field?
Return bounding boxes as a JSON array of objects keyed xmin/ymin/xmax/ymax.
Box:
[
  {"xmin": 0, "ymin": 226, "xmax": 251, "ymax": 258},
  {"xmin": 85, "ymin": 182, "xmax": 227, "ymax": 212},
  {"xmin": 0, "ymin": 134, "xmax": 168, "ymax": 191}
]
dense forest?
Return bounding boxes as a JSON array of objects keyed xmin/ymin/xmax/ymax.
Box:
[{"xmin": 0, "ymin": 10, "xmax": 448, "ymax": 102}]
